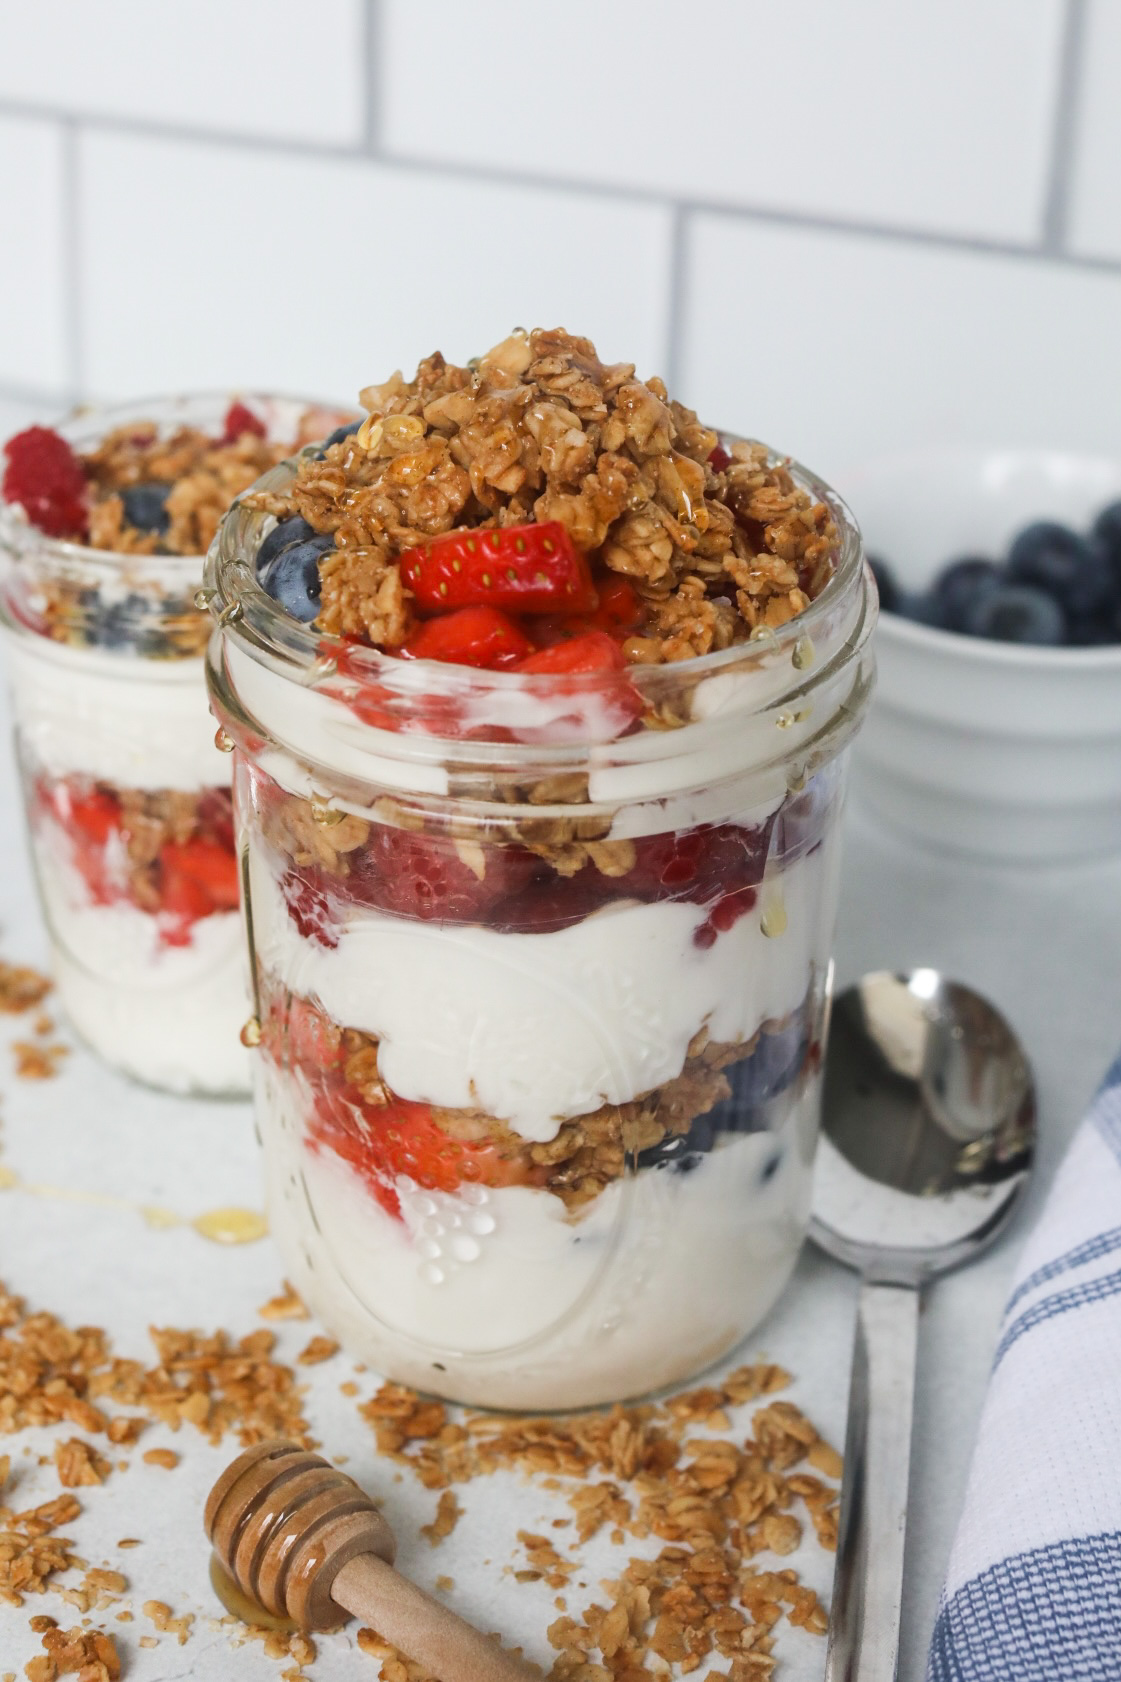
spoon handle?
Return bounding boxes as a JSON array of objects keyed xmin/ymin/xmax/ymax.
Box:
[{"xmin": 825, "ymin": 1279, "xmax": 920, "ymax": 1682}]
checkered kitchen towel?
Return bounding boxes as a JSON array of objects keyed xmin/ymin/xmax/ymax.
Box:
[{"xmin": 927, "ymin": 1051, "xmax": 1121, "ymax": 1680}]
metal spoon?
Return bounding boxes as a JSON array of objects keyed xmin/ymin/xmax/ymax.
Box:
[{"xmin": 811, "ymin": 969, "xmax": 1035, "ymax": 1682}]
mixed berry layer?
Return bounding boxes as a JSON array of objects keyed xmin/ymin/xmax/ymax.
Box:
[
  {"xmin": 246, "ymin": 327, "xmax": 837, "ymax": 672},
  {"xmin": 35, "ymin": 774, "xmax": 239, "ymax": 946},
  {"xmin": 249, "ymin": 766, "xmax": 826, "ymax": 953},
  {"xmin": 261, "ymin": 978, "xmax": 815, "ymax": 1223}
]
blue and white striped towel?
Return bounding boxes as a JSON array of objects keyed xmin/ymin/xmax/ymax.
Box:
[{"xmin": 928, "ymin": 1052, "xmax": 1121, "ymax": 1680}]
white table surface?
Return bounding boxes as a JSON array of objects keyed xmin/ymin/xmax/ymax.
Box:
[{"xmin": 0, "ymin": 670, "xmax": 1118, "ymax": 1680}]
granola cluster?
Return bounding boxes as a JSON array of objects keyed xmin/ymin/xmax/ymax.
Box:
[{"xmin": 254, "ymin": 328, "xmax": 837, "ymax": 663}]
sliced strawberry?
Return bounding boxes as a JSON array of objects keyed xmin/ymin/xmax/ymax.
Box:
[
  {"xmin": 308, "ymin": 1090, "xmax": 536, "ymax": 1220},
  {"xmin": 516, "ymin": 630, "xmax": 627, "ymax": 675},
  {"xmin": 401, "ymin": 605, "xmax": 532, "ymax": 670},
  {"xmin": 535, "ymin": 575, "xmax": 646, "ymax": 648},
  {"xmin": 65, "ymin": 787, "xmax": 121, "ymax": 845},
  {"xmin": 287, "ymin": 996, "xmax": 344, "ymax": 1073},
  {"xmin": 400, "ymin": 521, "xmax": 596, "ymax": 616},
  {"xmin": 161, "ymin": 838, "xmax": 240, "ymax": 910},
  {"xmin": 2, "ymin": 426, "xmax": 88, "ymax": 540},
  {"xmin": 708, "ymin": 444, "xmax": 733, "ymax": 473},
  {"xmin": 159, "ymin": 865, "xmax": 214, "ymax": 945},
  {"xmin": 280, "ymin": 869, "xmax": 341, "ymax": 948},
  {"xmin": 222, "ymin": 400, "xmax": 267, "ymax": 442}
]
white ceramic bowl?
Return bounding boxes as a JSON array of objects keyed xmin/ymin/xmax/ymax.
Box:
[{"xmin": 842, "ymin": 448, "xmax": 1121, "ymax": 863}]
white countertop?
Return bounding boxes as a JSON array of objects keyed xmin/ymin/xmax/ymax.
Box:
[{"xmin": 0, "ymin": 676, "xmax": 1118, "ymax": 1679}]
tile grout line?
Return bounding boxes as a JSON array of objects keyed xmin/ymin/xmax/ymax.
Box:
[
  {"xmin": 662, "ymin": 204, "xmax": 689, "ymax": 392},
  {"xmin": 58, "ymin": 117, "xmax": 84, "ymax": 406},
  {"xmin": 2, "ymin": 91, "xmax": 1121, "ymax": 281},
  {"xmin": 1041, "ymin": 0, "xmax": 1089, "ymax": 253}
]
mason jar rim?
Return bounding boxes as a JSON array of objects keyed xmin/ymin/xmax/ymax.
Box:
[{"xmin": 206, "ymin": 436, "xmax": 866, "ymax": 698}]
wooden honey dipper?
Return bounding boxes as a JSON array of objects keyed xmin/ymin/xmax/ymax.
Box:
[{"xmin": 205, "ymin": 1439, "xmax": 539, "ymax": 1681}]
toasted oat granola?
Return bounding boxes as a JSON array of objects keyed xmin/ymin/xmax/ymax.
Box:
[{"xmin": 251, "ymin": 328, "xmax": 837, "ymax": 663}]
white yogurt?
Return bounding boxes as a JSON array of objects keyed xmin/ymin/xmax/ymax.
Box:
[
  {"xmin": 259, "ymin": 1061, "xmax": 816, "ymax": 1409},
  {"xmin": 248, "ymin": 841, "xmax": 829, "ymax": 1142},
  {"xmin": 3, "ymin": 634, "xmax": 226, "ymax": 791},
  {"xmin": 35, "ymin": 819, "xmax": 249, "ymax": 1094}
]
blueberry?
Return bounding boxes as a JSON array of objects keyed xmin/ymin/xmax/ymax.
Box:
[
  {"xmin": 120, "ymin": 482, "xmax": 170, "ymax": 535},
  {"xmin": 1092, "ymin": 501, "xmax": 1121, "ymax": 566},
  {"xmin": 899, "ymin": 589, "xmax": 950, "ymax": 629},
  {"xmin": 1007, "ymin": 520, "xmax": 1112, "ymax": 616},
  {"xmin": 313, "ymin": 418, "xmax": 362, "ymax": 460},
  {"xmin": 867, "ymin": 554, "xmax": 901, "ymax": 613},
  {"xmin": 961, "ymin": 583, "xmax": 1066, "ymax": 645},
  {"xmin": 324, "ymin": 418, "xmax": 361, "ymax": 448},
  {"xmin": 930, "ymin": 556, "xmax": 1003, "ymax": 631},
  {"xmin": 256, "ymin": 515, "xmax": 316, "ymax": 575},
  {"xmin": 260, "ymin": 533, "xmax": 334, "ymax": 621}
]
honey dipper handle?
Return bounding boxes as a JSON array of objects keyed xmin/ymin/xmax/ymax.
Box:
[{"xmin": 333, "ymin": 1553, "xmax": 539, "ymax": 1682}]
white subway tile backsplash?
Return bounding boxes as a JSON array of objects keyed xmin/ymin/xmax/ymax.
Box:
[
  {"xmin": 0, "ymin": 0, "xmax": 365, "ymax": 145},
  {"xmin": 0, "ymin": 116, "xmax": 68, "ymax": 392},
  {"xmin": 381, "ymin": 0, "xmax": 1063, "ymax": 244},
  {"xmin": 1068, "ymin": 0, "xmax": 1121, "ymax": 261},
  {"xmin": 77, "ymin": 133, "xmax": 672, "ymax": 403},
  {"xmin": 0, "ymin": 394, "xmax": 55, "ymax": 442},
  {"xmin": 678, "ymin": 214, "xmax": 1121, "ymax": 486}
]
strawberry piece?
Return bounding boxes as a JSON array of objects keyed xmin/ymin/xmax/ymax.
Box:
[
  {"xmin": 159, "ymin": 865, "xmax": 214, "ymax": 946},
  {"xmin": 400, "ymin": 521, "xmax": 596, "ymax": 616},
  {"xmin": 535, "ymin": 575, "xmax": 646, "ymax": 647},
  {"xmin": 2, "ymin": 427, "xmax": 88, "ymax": 540},
  {"xmin": 402, "ymin": 605, "xmax": 532, "ymax": 669},
  {"xmin": 708, "ymin": 444, "xmax": 733, "ymax": 473},
  {"xmin": 65, "ymin": 788, "xmax": 120, "ymax": 845},
  {"xmin": 287, "ymin": 997, "xmax": 344, "ymax": 1073},
  {"xmin": 197, "ymin": 786, "xmax": 236, "ymax": 853},
  {"xmin": 222, "ymin": 400, "xmax": 266, "ymax": 442},
  {"xmin": 347, "ymin": 826, "xmax": 538, "ymax": 924},
  {"xmin": 161, "ymin": 838, "xmax": 240, "ymax": 911},
  {"xmin": 308, "ymin": 1089, "xmax": 535, "ymax": 1220},
  {"xmin": 516, "ymin": 630, "xmax": 627, "ymax": 675}
]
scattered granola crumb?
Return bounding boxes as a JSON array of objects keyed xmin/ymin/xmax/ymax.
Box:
[
  {"xmin": 115, "ymin": 1539, "xmax": 140, "ymax": 1550},
  {"xmin": 420, "ymin": 1490, "xmax": 461, "ymax": 1548},
  {"xmin": 53, "ymin": 1439, "xmax": 109, "ymax": 1489},
  {"xmin": 297, "ymin": 1335, "xmax": 340, "ymax": 1366},
  {"xmin": 141, "ymin": 1449, "xmax": 179, "ymax": 1470},
  {"xmin": 22, "ymin": 1624, "xmax": 120, "ymax": 1681},
  {"xmin": 12, "ymin": 1041, "xmax": 68, "ymax": 1082},
  {"xmin": 435, "ymin": 1574, "xmax": 455, "ymax": 1593},
  {"xmin": 0, "ymin": 964, "xmax": 51, "ymax": 1015},
  {"xmin": 257, "ymin": 1282, "xmax": 309, "ymax": 1321},
  {"xmin": 143, "ymin": 1598, "xmax": 193, "ymax": 1644},
  {"xmin": 356, "ymin": 1627, "xmax": 440, "ymax": 1680},
  {"xmin": 340, "ymin": 1381, "xmax": 360, "ymax": 1398}
]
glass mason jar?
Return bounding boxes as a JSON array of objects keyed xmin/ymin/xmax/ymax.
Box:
[
  {"xmin": 0, "ymin": 393, "xmax": 332, "ymax": 1096},
  {"xmin": 206, "ymin": 443, "xmax": 875, "ymax": 1408}
]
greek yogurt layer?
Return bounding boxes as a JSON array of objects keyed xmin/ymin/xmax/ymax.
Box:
[
  {"xmin": 248, "ymin": 840, "xmax": 831, "ymax": 1142},
  {"xmin": 259, "ymin": 1062, "xmax": 815, "ymax": 1409},
  {"xmin": 4, "ymin": 635, "xmax": 221, "ymax": 790}
]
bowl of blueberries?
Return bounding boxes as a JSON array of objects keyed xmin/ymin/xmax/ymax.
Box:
[{"xmin": 844, "ymin": 447, "xmax": 1121, "ymax": 863}]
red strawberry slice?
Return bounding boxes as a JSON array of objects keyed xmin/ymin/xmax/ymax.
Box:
[
  {"xmin": 2, "ymin": 426, "xmax": 88, "ymax": 540},
  {"xmin": 280, "ymin": 869, "xmax": 341, "ymax": 948},
  {"xmin": 161, "ymin": 837, "xmax": 240, "ymax": 911},
  {"xmin": 222, "ymin": 400, "xmax": 267, "ymax": 442},
  {"xmin": 515, "ymin": 630, "xmax": 626, "ymax": 676},
  {"xmin": 401, "ymin": 605, "xmax": 533, "ymax": 670},
  {"xmin": 308, "ymin": 1090, "xmax": 537, "ymax": 1220},
  {"xmin": 159, "ymin": 865, "xmax": 214, "ymax": 946},
  {"xmin": 400, "ymin": 521, "xmax": 596, "ymax": 616},
  {"xmin": 287, "ymin": 996, "xmax": 344, "ymax": 1073}
]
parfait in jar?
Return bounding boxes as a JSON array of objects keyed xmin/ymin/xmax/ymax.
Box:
[
  {"xmin": 0, "ymin": 395, "xmax": 351, "ymax": 1094},
  {"xmin": 207, "ymin": 330, "xmax": 876, "ymax": 1405}
]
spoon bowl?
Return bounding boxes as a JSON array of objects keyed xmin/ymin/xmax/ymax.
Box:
[{"xmin": 812, "ymin": 969, "xmax": 1036, "ymax": 1282}]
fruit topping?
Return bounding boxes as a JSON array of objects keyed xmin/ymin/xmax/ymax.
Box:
[
  {"xmin": 222, "ymin": 400, "xmax": 267, "ymax": 442},
  {"xmin": 959, "ymin": 583, "xmax": 1066, "ymax": 646},
  {"xmin": 401, "ymin": 605, "xmax": 533, "ymax": 669},
  {"xmin": 516, "ymin": 630, "xmax": 627, "ymax": 675},
  {"xmin": 120, "ymin": 482, "xmax": 171, "ymax": 535},
  {"xmin": 2, "ymin": 426, "xmax": 88, "ymax": 540},
  {"xmin": 400, "ymin": 521, "xmax": 597, "ymax": 617},
  {"xmin": 260, "ymin": 531, "xmax": 335, "ymax": 622}
]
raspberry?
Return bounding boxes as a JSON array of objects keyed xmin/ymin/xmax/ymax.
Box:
[
  {"xmin": 222, "ymin": 400, "xmax": 266, "ymax": 443},
  {"xmin": 2, "ymin": 427, "xmax": 88, "ymax": 539}
]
